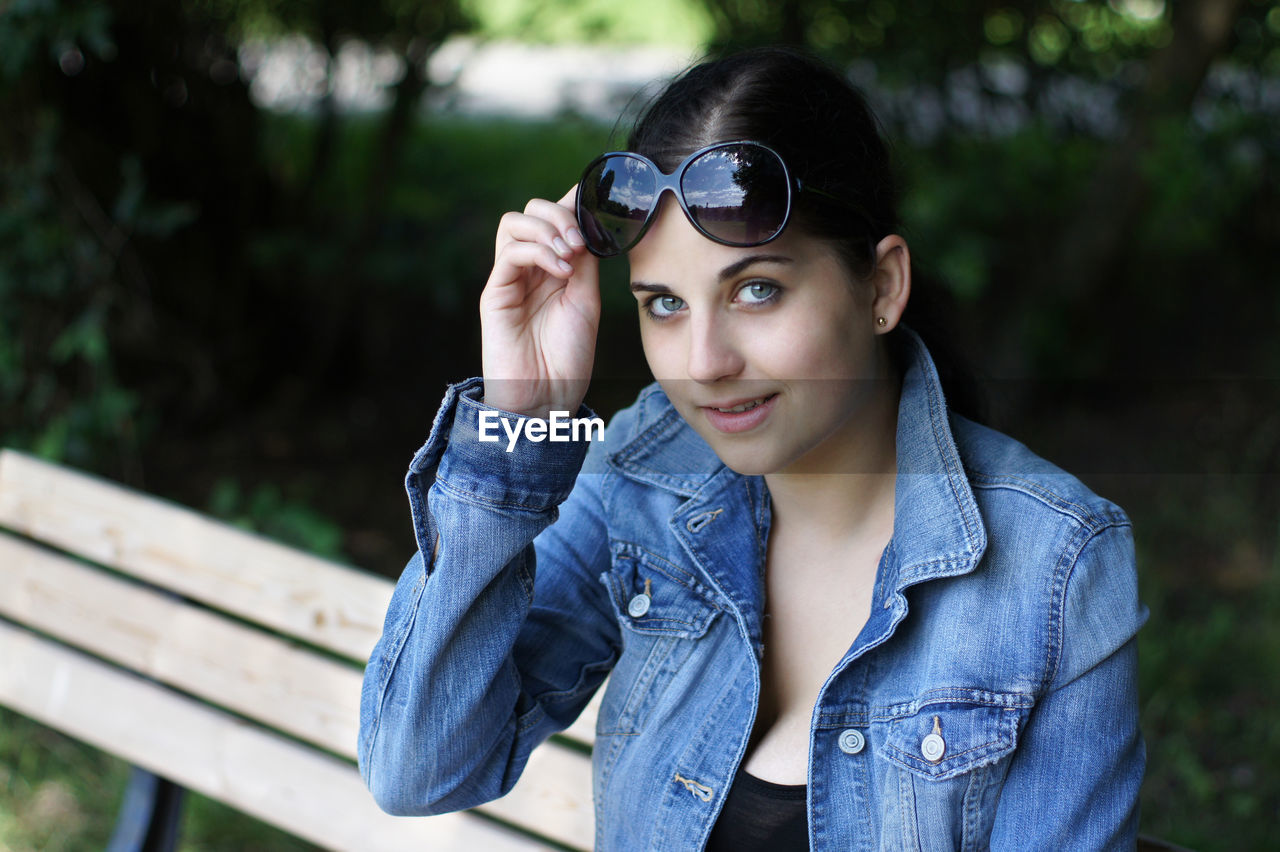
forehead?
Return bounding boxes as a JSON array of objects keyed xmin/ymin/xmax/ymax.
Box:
[{"xmin": 627, "ymin": 199, "xmax": 842, "ymax": 286}]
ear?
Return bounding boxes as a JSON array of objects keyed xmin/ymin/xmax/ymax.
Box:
[{"xmin": 870, "ymin": 234, "xmax": 911, "ymax": 334}]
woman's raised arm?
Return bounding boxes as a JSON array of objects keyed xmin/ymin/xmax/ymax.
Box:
[
  {"xmin": 357, "ymin": 190, "xmax": 617, "ymax": 816},
  {"xmin": 480, "ymin": 187, "xmax": 600, "ymax": 418}
]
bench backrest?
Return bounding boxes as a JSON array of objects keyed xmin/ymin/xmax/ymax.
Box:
[{"xmin": 0, "ymin": 448, "xmax": 597, "ymax": 851}]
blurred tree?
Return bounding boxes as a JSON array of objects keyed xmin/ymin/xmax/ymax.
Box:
[
  {"xmin": 0, "ymin": 0, "xmax": 257, "ymax": 478},
  {"xmin": 203, "ymin": 0, "xmax": 470, "ymax": 216},
  {"xmin": 194, "ymin": 0, "xmax": 473, "ymax": 382},
  {"xmin": 0, "ymin": 0, "xmax": 474, "ymax": 476},
  {"xmin": 696, "ymin": 0, "xmax": 1279, "ymax": 375}
]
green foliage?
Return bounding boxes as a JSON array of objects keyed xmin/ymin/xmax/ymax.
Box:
[
  {"xmin": 198, "ymin": 0, "xmax": 471, "ymax": 47},
  {"xmin": 0, "ymin": 707, "xmax": 124, "ymax": 851},
  {"xmin": 0, "ymin": 0, "xmax": 115, "ymax": 82},
  {"xmin": 251, "ymin": 111, "xmax": 631, "ymax": 322},
  {"xmin": 0, "ymin": 707, "xmax": 321, "ymax": 851},
  {"xmin": 463, "ymin": 0, "xmax": 713, "ymax": 46},
  {"xmin": 897, "ymin": 124, "xmax": 1102, "ymax": 303},
  {"xmin": 207, "ymin": 476, "xmax": 347, "ymax": 560},
  {"xmin": 0, "ymin": 1, "xmax": 136, "ymax": 467},
  {"xmin": 1135, "ymin": 490, "xmax": 1280, "ymax": 850}
]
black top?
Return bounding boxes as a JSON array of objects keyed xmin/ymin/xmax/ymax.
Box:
[{"xmin": 705, "ymin": 766, "xmax": 809, "ymax": 851}]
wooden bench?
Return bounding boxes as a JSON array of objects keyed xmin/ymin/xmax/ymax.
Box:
[
  {"xmin": 0, "ymin": 448, "xmax": 1192, "ymax": 851},
  {"xmin": 0, "ymin": 448, "xmax": 597, "ymax": 851}
]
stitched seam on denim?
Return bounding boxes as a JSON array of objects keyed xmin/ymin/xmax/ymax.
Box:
[
  {"xmin": 1045, "ymin": 520, "xmax": 1128, "ymax": 691},
  {"xmin": 360, "ymin": 561, "xmax": 427, "ymax": 773},
  {"xmin": 506, "ymin": 549, "xmax": 536, "ymax": 601},
  {"xmin": 613, "ymin": 542, "xmax": 700, "ymax": 589},
  {"xmin": 627, "ymin": 619, "xmax": 708, "ymax": 631},
  {"xmin": 969, "ymin": 474, "xmax": 1130, "ymax": 527},
  {"xmin": 920, "ymin": 346, "xmax": 983, "ymax": 552},
  {"xmin": 751, "ymin": 477, "xmax": 768, "ymax": 561},
  {"xmin": 616, "ymin": 466, "xmax": 704, "ymax": 495},
  {"xmin": 899, "ymin": 763, "xmax": 920, "ymax": 851},
  {"xmin": 960, "ymin": 763, "xmax": 983, "ymax": 852},
  {"xmin": 610, "ymin": 409, "xmax": 690, "ymax": 466},
  {"xmin": 516, "ymin": 702, "xmax": 545, "ymax": 735},
  {"xmin": 434, "ymin": 475, "xmax": 565, "ymax": 512},
  {"xmin": 532, "ymin": 654, "xmax": 617, "ymax": 706},
  {"xmin": 674, "ymin": 511, "xmax": 758, "ymax": 629},
  {"xmin": 606, "ymin": 557, "xmax": 720, "ymax": 636},
  {"xmin": 609, "ymin": 407, "xmax": 722, "ymax": 494},
  {"xmin": 595, "ymin": 634, "xmax": 673, "ymax": 736},
  {"xmin": 885, "ymin": 737, "xmax": 1012, "ymax": 767},
  {"xmin": 872, "ymin": 696, "xmax": 1033, "ymax": 722}
]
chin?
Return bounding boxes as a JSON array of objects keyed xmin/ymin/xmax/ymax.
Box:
[
  {"xmin": 699, "ymin": 436, "xmax": 790, "ymax": 477},
  {"xmin": 717, "ymin": 455, "xmax": 777, "ymax": 476}
]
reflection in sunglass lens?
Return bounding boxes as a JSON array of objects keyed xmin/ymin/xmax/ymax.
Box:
[
  {"xmin": 580, "ymin": 155, "xmax": 656, "ymax": 255},
  {"xmin": 682, "ymin": 146, "xmax": 788, "ymax": 247}
]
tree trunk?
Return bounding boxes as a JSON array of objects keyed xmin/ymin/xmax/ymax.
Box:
[{"xmin": 1046, "ymin": 0, "xmax": 1244, "ymax": 305}]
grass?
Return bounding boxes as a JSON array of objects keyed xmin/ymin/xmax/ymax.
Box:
[{"xmin": 0, "ymin": 696, "xmax": 324, "ymax": 852}]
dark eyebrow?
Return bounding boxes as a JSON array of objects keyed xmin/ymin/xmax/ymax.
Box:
[
  {"xmin": 629, "ymin": 254, "xmax": 792, "ymax": 294},
  {"xmin": 629, "ymin": 281, "xmax": 673, "ymax": 294},
  {"xmin": 718, "ymin": 254, "xmax": 792, "ymax": 282}
]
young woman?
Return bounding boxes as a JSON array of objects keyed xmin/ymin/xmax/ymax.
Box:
[{"xmin": 358, "ymin": 47, "xmax": 1147, "ymax": 850}]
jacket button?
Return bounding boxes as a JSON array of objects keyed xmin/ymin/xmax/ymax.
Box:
[
  {"xmin": 837, "ymin": 729, "xmax": 865, "ymax": 755},
  {"xmin": 921, "ymin": 732, "xmax": 946, "ymax": 762},
  {"xmin": 627, "ymin": 593, "xmax": 651, "ymax": 618}
]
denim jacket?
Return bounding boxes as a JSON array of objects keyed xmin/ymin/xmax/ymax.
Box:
[{"xmin": 359, "ymin": 331, "xmax": 1148, "ymax": 851}]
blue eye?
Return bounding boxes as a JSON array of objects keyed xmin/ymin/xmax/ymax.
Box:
[
  {"xmin": 646, "ymin": 295, "xmax": 685, "ymax": 318},
  {"xmin": 738, "ymin": 281, "xmax": 779, "ymax": 305}
]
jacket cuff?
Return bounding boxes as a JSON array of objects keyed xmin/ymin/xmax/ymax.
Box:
[{"xmin": 405, "ymin": 379, "xmax": 595, "ymax": 556}]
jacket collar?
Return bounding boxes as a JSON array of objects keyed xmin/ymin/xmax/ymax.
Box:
[
  {"xmin": 888, "ymin": 328, "xmax": 987, "ymax": 588},
  {"xmin": 607, "ymin": 328, "xmax": 987, "ymax": 591}
]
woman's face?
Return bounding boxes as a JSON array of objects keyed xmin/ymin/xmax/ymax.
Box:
[{"xmin": 628, "ymin": 198, "xmax": 900, "ymax": 477}]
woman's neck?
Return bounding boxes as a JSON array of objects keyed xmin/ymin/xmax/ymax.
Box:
[{"xmin": 763, "ymin": 370, "xmax": 900, "ymax": 543}]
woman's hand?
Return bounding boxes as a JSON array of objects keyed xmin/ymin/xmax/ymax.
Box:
[{"xmin": 479, "ymin": 187, "xmax": 600, "ymax": 418}]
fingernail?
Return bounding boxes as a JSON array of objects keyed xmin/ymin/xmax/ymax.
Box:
[
  {"xmin": 557, "ymin": 259, "xmax": 573, "ymax": 274},
  {"xmin": 566, "ymin": 228, "xmax": 585, "ymax": 247},
  {"xmin": 553, "ymin": 237, "xmax": 570, "ymax": 256}
]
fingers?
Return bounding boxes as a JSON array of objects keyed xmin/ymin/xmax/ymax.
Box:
[
  {"xmin": 495, "ymin": 196, "xmax": 585, "ymax": 257},
  {"xmin": 484, "ymin": 190, "xmax": 597, "ymax": 312},
  {"xmin": 489, "ymin": 239, "xmax": 575, "ymax": 292}
]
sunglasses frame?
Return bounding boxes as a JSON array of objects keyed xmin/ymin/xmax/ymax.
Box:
[{"xmin": 576, "ymin": 140, "xmax": 837, "ymax": 258}]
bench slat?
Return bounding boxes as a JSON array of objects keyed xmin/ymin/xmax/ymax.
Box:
[
  {"xmin": 0, "ymin": 448, "xmax": 600, "ymax": 848},
  {"xmin": 0, "ymin": 621, "xmax": 546, "ymax": 852},
  {"xmin": 0, "ymin": 448, "xmax": 602, "ymax": 749},
  {"xmin": 0, "ymin": 533, "xmax": 596, "ymax": 850},
  {"xmin": 0, "ymin": 449, "xmax": 389, "ymax": 662},
  {"xmin": 0, "ymin": 531, "xmax": 363, "ymax": 759}
]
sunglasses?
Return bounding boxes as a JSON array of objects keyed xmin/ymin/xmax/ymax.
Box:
[{"xmin": 575, "ymin": 140, "xmax": 849, "ymax": 258}]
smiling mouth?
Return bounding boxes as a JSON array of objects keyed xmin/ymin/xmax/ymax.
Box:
[{"xmin": 709, "ymin": 394, "xmax": 776, "ymax": 413}]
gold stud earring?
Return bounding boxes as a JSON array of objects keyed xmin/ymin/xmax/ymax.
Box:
[{"xmin": 876, "ymin": 316, "xmax": 887, "ymax": 328}]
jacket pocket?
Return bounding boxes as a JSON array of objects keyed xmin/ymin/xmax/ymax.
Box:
[
  {"xmin": 880, "ymin": 692, "xmax": 1030, "ymax": 780},
  {"xmin": 874, "ymin": 691, "xmax": 1033, "ymax": 851},
  {"xmin": 595, "ymin": 542, "xmax": 720, "ymax": 736}
]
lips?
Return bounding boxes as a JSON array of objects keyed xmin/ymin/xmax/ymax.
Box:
[
  {"xmin": 700, "ymin": 393, "xmax": 778, "ymax": 434},
  {"xmin": 710, "ymin": 396, "xmax": 772, "ymax": 413},
  {"xmin": 705, "ymin": 393, "xmax": 775, "ymax": 412}
]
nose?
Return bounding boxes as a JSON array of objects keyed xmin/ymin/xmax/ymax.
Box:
[{"xmin": 686, "ymin": 311, "xmax": 745, "ymax": 384}]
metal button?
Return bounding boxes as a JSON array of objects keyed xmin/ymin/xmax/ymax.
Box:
[
  {"xmin": 838, "ymin": 729, "xmax": 865, "ymax": 755},
  {"xmin": 627, "ymin": 593, "xmax": 651, "ymax": 618},
  {"xmin": 921, "ymin": 732, "xmax": 946, "ymax": 762}
]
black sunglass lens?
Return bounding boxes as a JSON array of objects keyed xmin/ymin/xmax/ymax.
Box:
[
  {"xmin": 579, "ymin": 156, "xmax": 656, "ymax": 256},
  {"xmin": 681, "ymin": 146, "xmax": 789, "ymax": 247}
]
